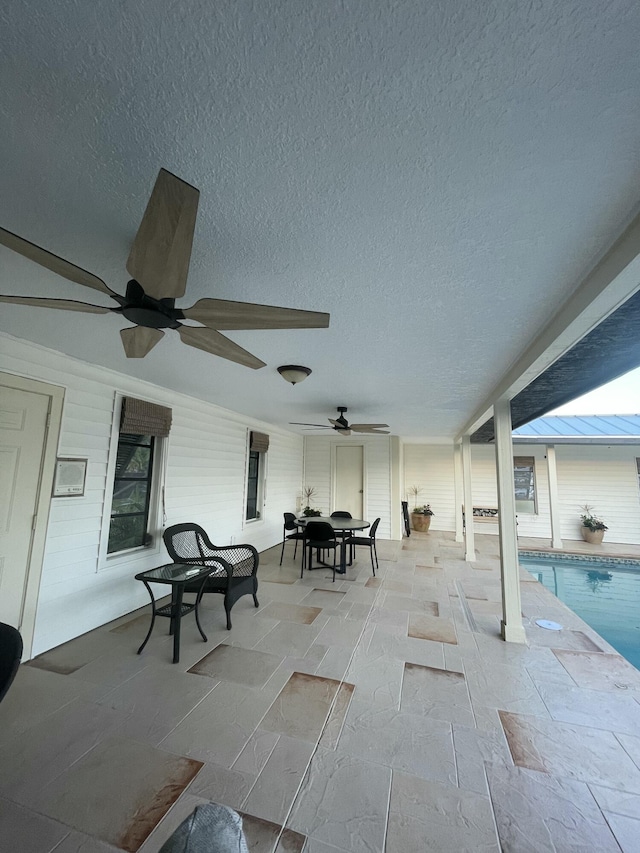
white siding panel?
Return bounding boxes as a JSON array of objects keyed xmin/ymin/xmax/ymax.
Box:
[
  {"xmin": 469, "ymin": 445, "xmax": 554, "ymax": 539},
  {"xmin": 303, "ymin": 436, "xmax": 393, "ymax": 539},
  {"xmin": 403, "ymin": 444, "xmax": 456, "ymax": 532},
  {"xmin": 365, "ymin": 439, "xmax": 392, "ymax": 540},
  {"xmin": 1, "ymin": 335, "xmax": 304, "ymax": 655},
  {"xmin": 303, "ymin": 438, "xmax": 332, "ymax": 514},
  {"xmin": 402, "ymin": 440, "xmax": 640, "ymax": 546},
  {"xmin": 514, "ymin": 448, "xmax": 551, "ymax": 539},
  {"xmin": 556, "ymin": 445, "xmax": 640, "ymax": 544}
]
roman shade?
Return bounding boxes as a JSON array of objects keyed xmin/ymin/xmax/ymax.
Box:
[
  {"xmin": 120, "ymin": 397, "xmax": 172, "ymax": 437},
  {"xmin": 250, "ymin": 431, "xmax": 269, "ymax": 453}
]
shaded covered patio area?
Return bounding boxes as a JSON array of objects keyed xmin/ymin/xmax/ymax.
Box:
[{"xmin": 1, "ymin": 531, "xmax": 639, "ymax": 852}]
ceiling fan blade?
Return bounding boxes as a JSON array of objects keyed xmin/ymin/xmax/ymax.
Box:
[
  {"xmin": 126, "ymin": 168, "xmax": 199, "ymax": 300},
  {"xmin": 0, "ymin": 295, "xmax": 111, "ymax": 314},
  {"xmin": 120, "ymin": 326, "xmax": 164, "ymax": 358},
  {"xmin": 352, "ymin": 427, "xmax": 390, "ymax": 434},
  {"xmin": 0, "ymin": 227, "xmax": 113, "ymax": 294},
  {"xmin": 289, "ymin": 422, "xmax": 333, "ymax": 428},
  {"xmin": 181, "ymin": 298, "xmax": 330, "ymax": 330},
  {"xmin": 177, "ymin": 326, "xmax": 266, "ymax": 369},
  {"xmin": 349, "ymin": 424, "xmax": 390, "ymax": 430}
]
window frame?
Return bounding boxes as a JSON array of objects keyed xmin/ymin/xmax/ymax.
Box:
[
  {"xmin": 513, "ymin": 455, "xmax": 537, "ymax": 515},
  {"xmin": 244, "ymin": 438, "xmax": 267, "ymax": 524},
  {"xmin": 107, "ymin": 432, "xmax": 156, "ymax": 555},
  {"xmin": 98, "ymin": 395, "xmax": 166, "ymax": 569}
]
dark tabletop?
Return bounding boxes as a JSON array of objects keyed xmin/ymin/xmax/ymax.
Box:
[
  {"xmin": 135, "ymin": 563, "xmax": 213, "ymax": 584},
  {"xmin": 296, "ymin": 517, "xmax": 370, "ymax": 532}
]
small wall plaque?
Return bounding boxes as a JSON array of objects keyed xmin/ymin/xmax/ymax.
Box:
[{"xmin": 53, "ymin": 457, "xmax": 87, "ymax": 497}]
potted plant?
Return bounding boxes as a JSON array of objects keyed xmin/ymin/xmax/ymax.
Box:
[
  {"xmin": 580, "ymin": 505, "xmax": 608, "ymax": 544},
  {"xmin": 411, "ymin": 504, "xmax": 434, "ymax": 533},
  {"xmin": 302, "ymin": 486, "xmax": 322, "ymax": 517},
  {"xmin": 408, "ymin": 485, "xmax": 422, "ymax": 505}
]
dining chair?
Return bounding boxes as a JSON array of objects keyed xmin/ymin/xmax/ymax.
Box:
[
  {"xmin": 303, "ymin": 521, "xmax": 338, "ymax": 581},
  {"xmin": 163, "ymin": 523, "xmax": 259, "ymax": 630},
  {"xmin": 0, "ymin": 622, "xmax": 23, "ymax": 704},
  {"xmin": 344, "ymin": 517, "xmax": 381, "ymax": 575},
  {"xmin": 279, "ymin": 512, "xmax": 306, "ymax": 566},
  {"xmin": 330, "ymin": 510, "xmax": 354, "ymax": 564}
]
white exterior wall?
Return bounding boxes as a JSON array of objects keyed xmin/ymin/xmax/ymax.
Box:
[
  {"xmin": 467, "ymin": 445, "xmax": 553, "ymax": 539},
  {"xmin": 555, "ymin": 444, "xmax": 640, "ymax": 543},
  {"xmin": 303, "ymin": 435, "xmax": 394, "ymax": 540},
  {"xmin": 403, "ymin": 444, "xmax": 456, "ymax": 532},
  {"xmin": 1, "ymin": 336, "xmax": 303, "ymax": 655},
  {"xmin": 402, "ymin": 440, "xmax": 640, "ymax": 545}
]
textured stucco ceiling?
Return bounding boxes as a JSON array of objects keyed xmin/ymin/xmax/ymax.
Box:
[{"xmin": 1, "ymin": 0, "xmax": 639, "ymax": 437}]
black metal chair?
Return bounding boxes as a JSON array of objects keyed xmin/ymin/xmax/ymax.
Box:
[
  {"xmin": 330, "ymin": 510, "xmax": 354, "ymax": 564},
  {"xmin": 279, "ymin": 512, "xmax": 306, "ymax": 566},
  {"xmin": 344, "ymin": 517, "xmax": 381, "ymax": 576},
  {"xmin": 304, "ymin": 521, "xmax": 339, "ymax": 582},
  {"xmin": 163, "ymin": 523, "xmax": 259, "ymax": 630},
  {"xmin": 0, "ymin": 622, "xmax": 23, "ymax": 704}
]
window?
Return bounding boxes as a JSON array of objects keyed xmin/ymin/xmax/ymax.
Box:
[
  {"xmin": 106, "ymin": 396, "xmax": 172, "ymax": 556},
  {"xmin": 246, "ymin": 450, "xmax": 262, "ymax": 521},
  {"xmin": 513, "ymin": 456, "xmax": 537, "ymax": 514},
  {"xmin": 108, "ymin": 434, "xmax": 155, "ymax": 553},
  {"xmin": 246, "ymin": 431, "xmax": 269, "ymax": 521}
]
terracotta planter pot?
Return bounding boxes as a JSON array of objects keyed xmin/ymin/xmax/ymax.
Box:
[
  {"xmin": 411, "ymin": 513, "xmax": 432, "ymax": 532},
  {"xmin": 581, "ymin": 527, "xmax": 605, "ymax": 544}
]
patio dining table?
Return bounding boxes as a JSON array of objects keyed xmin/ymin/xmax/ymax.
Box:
[{"xmin": 296, "ymin": 516, "xmax": 370, "ymax": 574}]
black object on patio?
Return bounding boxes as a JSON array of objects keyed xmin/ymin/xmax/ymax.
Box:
[
  {"xmin": 0, "ymin": 622, "xmax": 22, "ymax": 704},
  {"xmin": 279, "ymin": 512, "xmax": 306, "ymax": 566},
  {"xmin": 331, "ymin": 510, "xmax": 354, "ymax": 564},
  {"xmin": 304, "ymin": 520, "xmax": 338, "ymax": 581},
  {"xmin": 345, "ymin": 517, "xmax": 381, "ymax": 575},
  {"xmin": 163, "ymin": 523, "xmax": 259, "ymax": 630}
]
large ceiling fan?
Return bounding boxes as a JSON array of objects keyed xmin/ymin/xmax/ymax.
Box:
[
  {"xmin": 0, "ymin": 168, "xmax": 329, "ymax": 366},
  {"xmin": 291, "ymin": 406, "xmax": 390, "ymax": 435}
]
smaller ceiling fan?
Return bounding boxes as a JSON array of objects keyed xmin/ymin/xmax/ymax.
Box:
[{"xmin": 291, "ymin": 406, "xmax": 390, "ymax": 436}]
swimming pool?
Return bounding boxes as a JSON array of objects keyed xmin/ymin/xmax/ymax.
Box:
[{"xmin": 518, "ymin": 552, "xmax": 640, "ymax": 670}]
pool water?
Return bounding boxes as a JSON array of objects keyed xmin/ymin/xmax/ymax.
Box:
[{"xmin": 519, "ymin": 555, "xmax": 640, "ymax": 670}]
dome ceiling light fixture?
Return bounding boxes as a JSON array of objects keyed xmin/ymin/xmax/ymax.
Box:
[{"xmin": 277, "ymin": 365, "xmax": 312, "ymax": 385}]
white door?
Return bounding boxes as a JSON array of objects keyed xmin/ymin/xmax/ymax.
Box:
[
  {"xmin": 0, "ymin": 385, "xmax": 50, "ymax": 627},
  {"xmin": 334, "ymin": 445, "xmax": 364, "ymax": 518}
]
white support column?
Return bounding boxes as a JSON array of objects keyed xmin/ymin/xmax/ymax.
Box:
[
  {"xmin": 494, "ymin": 398, "xmax": 527, "ymax": 644},
  {"xmin": 461, "ymin": 434, "xmax": 475, "ymax": 562},
  {"xmin": 545, "ymin": 444, "xmax": 563, "ymax": 549},
  {"xmin": 390, "ymin": 436, "xmax": 403, "ymax": 540},
  {"xmin": 454, "ymin": 442, "xmax": 464, "ymax": 542}
]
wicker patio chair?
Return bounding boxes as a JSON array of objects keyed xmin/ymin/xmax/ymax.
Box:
[{"xmin": 163, "ymin": 523, "xmax": 259, "ymax": 630}]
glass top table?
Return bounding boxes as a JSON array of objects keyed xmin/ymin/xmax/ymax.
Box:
[{"xmin": 135, "ymin": 562, "xmax": 213, "ymax": 663}]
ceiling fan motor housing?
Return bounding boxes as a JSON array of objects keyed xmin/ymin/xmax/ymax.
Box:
[{"xmin": 119, "ymin": 279, "xmax": 182, "ymax": 329}]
